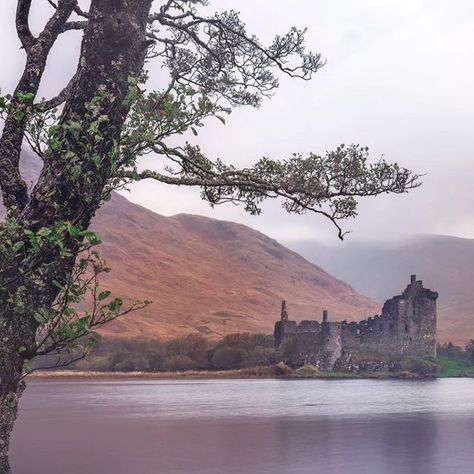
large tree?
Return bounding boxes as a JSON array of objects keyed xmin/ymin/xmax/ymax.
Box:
[{"xmin": 0, "ymin": 1, "xmax": 420, "ymax": 471}]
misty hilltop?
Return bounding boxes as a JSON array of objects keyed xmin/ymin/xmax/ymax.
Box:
[{"xmin": 288, "ymin": 235, "xmax": 474, "ymax": 344}]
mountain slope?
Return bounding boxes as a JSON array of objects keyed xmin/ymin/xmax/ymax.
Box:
[
  {"xmin": 93, "ymin": 195, "xmax": 379, "ymax": 338},
  {"xmin": 288, "ymin": 235, "xmax": 474, "ymax": 344},
  {"xmin": 0, "ymin": 155, "xmax": 379, "ymax": 339}
]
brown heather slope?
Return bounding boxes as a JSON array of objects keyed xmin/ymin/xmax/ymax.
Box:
[
  {"xmin": 1, "ymin": 154, "xmax": 379, "ymax": 340},
  {"xmin": 92, "ymin": 194, "xmax": 379, "ymax": 339}
]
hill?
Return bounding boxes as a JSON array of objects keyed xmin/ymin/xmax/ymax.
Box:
[
  {"xmin": 0, "ymin": 154, "xmax": 379, "ymax": 339},
  {"xmin": 288, "ymin": 235, "xmax": 474, "ymax": 344}
]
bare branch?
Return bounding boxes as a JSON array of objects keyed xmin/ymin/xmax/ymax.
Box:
[
  {"xmin": 61, "ymin": 20, "xmax": 88, "ymax": 32},
  {"xmin": 73, "ymin": 6, "xmax": 89, "ymax": 18}
]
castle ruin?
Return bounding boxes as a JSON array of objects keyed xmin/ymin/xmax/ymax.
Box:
[{"xmin": 274, "ymin": 275, "xmax": 438, "ymax": 370}]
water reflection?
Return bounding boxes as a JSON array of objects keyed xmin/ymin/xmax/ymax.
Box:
[{"xmin": 10, "ymin": 379, "xmax": 474, "ymax": 474}]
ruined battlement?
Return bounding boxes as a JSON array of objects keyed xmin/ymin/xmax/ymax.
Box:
[{"xmin": 274, "ymin": 275, "xmax": 438, "ymax": 370}]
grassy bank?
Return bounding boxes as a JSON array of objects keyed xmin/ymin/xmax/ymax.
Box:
[
  {"xmin": 437, "ymin": 356, "xmax": 474, "ymax": 377},
  {"xmin": 29, "ymin": 356, "xmax": 474, "ymax": 380},
  {"xmin": 28, "ymin": 370, "xmax": 365, "ymax": 380},
  {"xmin": 29, "ymin": 367, "xmax": 362, "ymax": 380},
  {"xmin": 30, "ymin": 367, "xmax": 280, "ymax": 380},
  {"xmin": 27, "ymin": 367, "xmax": 438, "ymax": 380}
]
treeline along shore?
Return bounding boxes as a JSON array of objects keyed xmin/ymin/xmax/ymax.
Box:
[{"xmin": 31, "ymin": 334, "xmax": 474, "ymax": 379}]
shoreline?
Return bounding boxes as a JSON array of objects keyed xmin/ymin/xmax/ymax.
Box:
[
  {"xmin": 29, "ymin": 369, "xmax": 278, "ymax": 380},
  {"xmin": 28, "ymin": 369, "xmax": 446, "ymax": 380}
]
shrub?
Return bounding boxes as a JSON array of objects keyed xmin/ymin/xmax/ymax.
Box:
[
  {"xmin": 162, "ymin": 355, "xmax": 198, "ymax": 372},
  {"xmin": 211, "ymin": 347, "xmax": 246, "ymax": 370},
  {"xmin": 247, "ymin": 334, "xmax": 274, "ymax": 348},
  {"xmin": 465, "ymin": 340, "xmax": 474, "ymax": 364},
  {"xmin": 243, "ymin": 347, "xmax": 278, "ymax": 368},
  {"xmin": 220, "ymin": 333, "xmax": 252, "ymax": 349},
  {"xmin": 115, "ymin": 355, "xmax": 151, "ymax": 372},
  {"xmin": 437, "ymin": 342, "xmax": 468, "ymax": 362},
  {"xmin": 166, "ymin": 334, "xmax": 209, "ymax": 368},
  {"xmin": 76, "ymin": 332, "xmax": 278, "ymax": 373}
]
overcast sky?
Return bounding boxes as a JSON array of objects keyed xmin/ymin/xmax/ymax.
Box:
[{"xmin": 1, "ymin": 1, "xmax": 474, "ymax": 243}]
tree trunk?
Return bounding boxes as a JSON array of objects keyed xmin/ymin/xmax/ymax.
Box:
[
  {"xmin": 0, "ymin": 331, "xmax": 26, "ymax": 474},
  {"xmin": 0, "ymin": 1, "xmax": 153, "ymax": 471},
  {"xmin": 0, "ymin": 384, "xmax": 24, "ymax": 474},
  {"xmin": 24, "ymin": 0, "xmax": 154, "ymax": 228}
]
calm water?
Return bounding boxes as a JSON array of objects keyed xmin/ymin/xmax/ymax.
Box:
[{"xmin": 10, "ymin": 378, "xmax": 474, "ymax": 474}]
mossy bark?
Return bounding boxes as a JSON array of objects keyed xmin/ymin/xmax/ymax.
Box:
[
  {"xmin": 0, "ymin": 1, "xmax": 153, "ymax": 470},
  {"xmin": 0, "ymin": 386, "xmax": 24, "ymax": 474},
  {"xmin": 0, "ymin": 333, "xmax": 26, "ymax": 474}
]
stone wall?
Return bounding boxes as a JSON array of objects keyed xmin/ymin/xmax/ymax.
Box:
[{"xmin": 274, "ymin": 275, "xmax": 438, "ymax": 370}]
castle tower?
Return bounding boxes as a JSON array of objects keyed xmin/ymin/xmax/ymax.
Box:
[
  {"xmin": 274, "ymin": 300, "xmax": 290, "ymax": 347},
  {"xmin": 320, "ymin": 309, "xmax": 342, "ymax": 370},
  {"xmin": 380, "ymin": 275, "xmax": 438, "ymax": 357}
]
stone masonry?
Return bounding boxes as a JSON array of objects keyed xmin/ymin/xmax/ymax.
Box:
[{"xmin": 274, "ymin": 275, "xmax": 438, "ymax": 370}]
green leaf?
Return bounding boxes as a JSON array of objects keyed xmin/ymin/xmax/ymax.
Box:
[
  {"xmin": 34, "ymin": 313, "xmax": 46, "ymax": 324},
  {"xmin": 98, "ymin": 290, "xmax": 111, "ymax": 301},
  {"xmin": 64, "ymin": 307, "xmax": 76, "ymax": 317},
  {"xmin": 67, "ymin": 225, "xmax": 81, "ymax": 237},
  {"xmin": 22, "ymin": 359, "xmax": 33, "ymax": 374},
  {"xmin": 12, "ymin": 241, "xmax": 24, "ymax": 253},
  {"xmin": 109, "ymin": 298, "xmax": 124, "ymax": 312}
]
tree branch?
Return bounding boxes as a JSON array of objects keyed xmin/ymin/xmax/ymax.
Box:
[
  {"xmin": 16, "ymin": 0, "xmax": 35, "ymax": 52},
  {"xmin": 119, "ymin": 144, "xmax": 421, "ymax": 240},
  {"xmin": 47, "ymin": 0, "xmax": 89, "ymax": 18},
  {"xmin": 61, "ymin": 20, "xmax": 88, "ymax": 33},
  {"xmin": 40, "ymin": 0, "xmax": 78, "ymax": 40},
  {"xmin": 146, "ymin": 6, "xmax": 323, "ymax": 108},
  {"xmin": 0, "ymin": 0, "xmax": 77, "ymax": 214}
]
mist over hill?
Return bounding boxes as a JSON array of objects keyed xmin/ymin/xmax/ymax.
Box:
[{"xmin": 287, "ymin": 235, "xmax": 474, "ymax": 343}]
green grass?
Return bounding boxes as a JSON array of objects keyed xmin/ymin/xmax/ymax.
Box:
[{"xmin": 437, "ymin": 355, "xmax": 474, "ymax": 377}]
